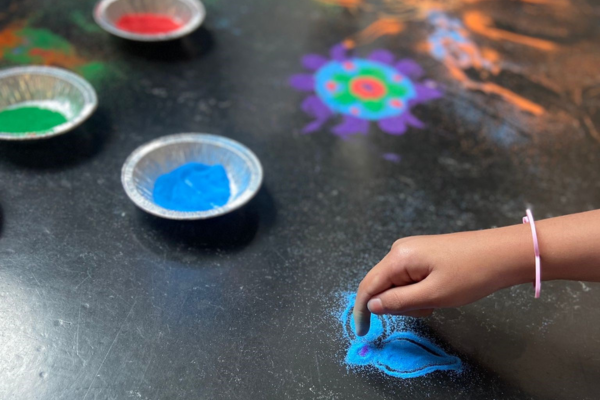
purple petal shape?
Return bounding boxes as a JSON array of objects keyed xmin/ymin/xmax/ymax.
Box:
[
  {"xmin": 405, "ymin": 113, "xmax": 425, "ymax": 128},
  {"xmin": 301, "ymin": 95, "xmax": 332, "ymax": 133},
  {"xmin": 332, "ymin": 115, "xmax": 369, "ymax": 138},
  {"xmin": 395, "ymin": 59, "xmax": 424, "ymax": 79},
  {"xmin": 368, "ymin": 49, "xmax": 395, "ymax": 65},
  {"xmin": 289, "ymin": 74, "xmax": 315, "ymax": 91},
  {"xmin": 414, "ymin": 82, "xmax": 443, "ymax": 102},
  {"xmin": 302, "ymin": 54, "xmax": 328, "ymax": 71},
  {"xmin": 303, "ymin": 120, "xmax": 327, "ymax": 133},
  {"xmin": 330, "ymin": 43, "xmax": 349, "ymax": 61},
  {"xmin": 378, "ymin": 114, "xmax": 409, "ymax": 135}
]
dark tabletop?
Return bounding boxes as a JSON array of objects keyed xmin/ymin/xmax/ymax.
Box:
[{"xmin": 2, "ymin": 0, "xmax": 600, "ymax": 399}]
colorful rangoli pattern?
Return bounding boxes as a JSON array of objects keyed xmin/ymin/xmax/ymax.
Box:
[{"xmin": 290, "ymin": 44, "xmax": 442, "ymax": 137}]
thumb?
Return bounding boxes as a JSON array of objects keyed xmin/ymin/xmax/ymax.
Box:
[{"xmin": 367, "ymin": 280, "xmax": 437, "ymax": 315}]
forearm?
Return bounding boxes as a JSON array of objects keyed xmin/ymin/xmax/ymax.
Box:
[
  {"xmin": 488, "ymin": 210, "xmax": 600, "ymax": 286},
  {"xmin": 534, "ymin": 210, "xmax": 600, "ymax": 281},
  {"xmin": 353, "ymin": 210, "xmax": 600, "ymax": 330}
]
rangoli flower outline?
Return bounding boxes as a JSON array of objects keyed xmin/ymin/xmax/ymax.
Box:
[{"xmin": 290, "ymin": 44, "xmax": 442, "ymax": 137}]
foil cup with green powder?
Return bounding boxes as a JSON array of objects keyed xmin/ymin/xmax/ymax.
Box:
[{"xmin": 0, "ymin": 66, "xmax": 97, "ymax": 140}]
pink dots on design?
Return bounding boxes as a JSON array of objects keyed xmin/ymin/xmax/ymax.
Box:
[
  {"xmin": 326, "ymin": 81, "xmax": 337, "ymax": 91},
  {"xmin": 343, "ymin": 61, "xmax": 355, "ymax": 71},
  {"xmin": 390, "ymin": 99, "xmax": 404, "ymax": 108},
  {"xmin": 350, "ymin": 106, "xmax": 360, "ymax": 116}
]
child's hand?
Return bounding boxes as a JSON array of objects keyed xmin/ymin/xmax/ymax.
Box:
[
  {"xmin": 353, "ymin": 225, "xmax": 535, "ymax": 336},
  {"xmin": 353, "ymin": 210, "xmax": 600, "ymax": 336}
]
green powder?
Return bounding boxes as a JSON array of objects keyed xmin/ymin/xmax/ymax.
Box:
[
  {"xmin": 77, "ymin": 62, "xmax": 107, "ymax": 81},
  {"xmin": 0, "ymin": 106, "xmax": 68, "ymax": 134}
]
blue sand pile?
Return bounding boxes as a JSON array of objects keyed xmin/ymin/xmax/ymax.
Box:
[{"xmin": 153, "ymin": 162, "xmax": 231, "ymax": 212}]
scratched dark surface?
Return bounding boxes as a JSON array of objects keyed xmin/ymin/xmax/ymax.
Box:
[{"xmin": 1, "ymin": 0, "xmax": 600, "ymax": 399}]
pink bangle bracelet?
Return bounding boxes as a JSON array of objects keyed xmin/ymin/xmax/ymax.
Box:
[{"xmin": 523, "ymin": 209, "xmax": 541, "ymax": 298}]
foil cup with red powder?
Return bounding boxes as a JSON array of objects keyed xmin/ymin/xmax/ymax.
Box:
[{"xmin": 94, "ymin": 0, "xmax": 205, "ymax": 41}]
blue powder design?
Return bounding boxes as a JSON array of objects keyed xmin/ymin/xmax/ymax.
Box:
[
  {"xmin": 153, "ymin": 162, "xmax": 231, "ymax": 212},
  {"xmin": 340, "ymin": 293, "xmax": 462, "ymax": 379},
  {"xmin": 426, "ymin": 11, "xmax": 495, "ymax": 72}
]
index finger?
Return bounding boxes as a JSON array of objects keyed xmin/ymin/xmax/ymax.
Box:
[{"xmin": 353, "ymin": 254, "xmax": 397, "ymax": 336}]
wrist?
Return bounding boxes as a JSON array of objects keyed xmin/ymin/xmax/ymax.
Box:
[
  {"xmin": 484, "ymin": 223, "xmax": 536, "ymax": 288},
  {"xmin": 474, "ymin": 210, "xmax": 600, "ymax": 290}
]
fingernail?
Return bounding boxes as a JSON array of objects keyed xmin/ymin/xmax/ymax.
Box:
[{"xmin": 367, "ymin": 298, "xmax": 382, "ymax": 313}]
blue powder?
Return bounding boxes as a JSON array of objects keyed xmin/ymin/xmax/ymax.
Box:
[
  {"xmin": 339, "ymin": 293, "xmax": 461, "ymax": 379},
  {"xmin": 153, "ymin": 162, "xmax": 231, "ymax": 212}
]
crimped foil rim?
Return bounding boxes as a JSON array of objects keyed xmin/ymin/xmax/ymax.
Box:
[
  {"xmin": 0, "ymin": 66, "xmax": 98, "ymax": 141},
  {"xmin": 121, "ymin": 133, "xmax": 264, "ymax": 220},
  {"xmin": 93, "ymin": 0, "xmax": 206, "ymax": 42}
]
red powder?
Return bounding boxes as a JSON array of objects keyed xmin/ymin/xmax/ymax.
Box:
[{"xmin": 115, "ymin": 13, "xmax": 182, "ymax": 35}]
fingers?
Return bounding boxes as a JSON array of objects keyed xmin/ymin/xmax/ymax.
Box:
[
  {"xmin": 367, "ymin": 281, "xmax": 437, "ymax": 315},
  {"xmin": 352, "ymin": 306, "xmax": 372, "ymax": 338},
  {"xmin": 353, "ymin": 246, "xmax": 419, "ymax": 336},
  {"xmin": 353, "ymin": 255, "xmax": 398, "ymax": 337}
]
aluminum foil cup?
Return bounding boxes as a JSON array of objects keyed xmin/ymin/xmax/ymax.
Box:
[
  {"xmin": 122, "ymin": 133, "xmax": 263, "ymax": 220},
  {"xmin": 0, "ymin": 66, "xmax": 97, "ymax": 141},
  {"xmin": 94, "ymin": 0, "xmax": 206, "ymax": 41}
]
